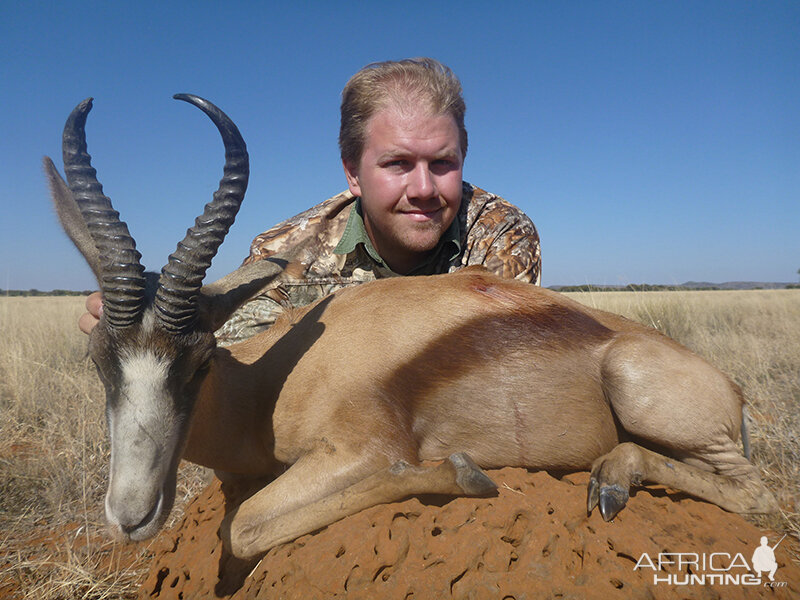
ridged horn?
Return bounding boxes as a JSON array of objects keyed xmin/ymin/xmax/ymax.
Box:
[
  {"xmin": 62, "ymin": 98, "xmax": 146, "ymax": 328},
  {"xmin": 154, "ymin": 94, "xmax": 249, "ymax": 333}
]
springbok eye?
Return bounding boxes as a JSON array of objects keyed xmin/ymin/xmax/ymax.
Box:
[
  {"xmin": 90, "ymin": 357, "xmax": 116, "ymax": 392},
  {"xmin": 193, "ymin": 355, "xmax": 214, "ymax": 378}
]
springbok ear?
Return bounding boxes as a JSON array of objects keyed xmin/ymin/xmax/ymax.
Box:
[
  {"xmin": 44, "ymin": 156, "xmax": 103, "ymax": 284},
  {"xmin": 197, "ymin": 257, "xmax": 303, "ymax": 332}
]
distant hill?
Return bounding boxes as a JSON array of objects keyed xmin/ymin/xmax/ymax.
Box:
[
  {"xmin": 679, "ymin": 281, "xmax": 794, "ymax": 290},
  {"xmin": 550, "ymin": 282, "xmax": 798, "ymax": 292}
]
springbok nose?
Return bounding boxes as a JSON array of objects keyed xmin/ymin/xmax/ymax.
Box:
[
  {"xmin": 107, "ymin": 491, "xmax": 149, "ymax": 527},
  {"xmin": 122, "ymin": 499, "xmax": 159, "ymax": 533},
  {"xmin": 106, "ymin": 485, "xmax": 164, "ymax": 538}
]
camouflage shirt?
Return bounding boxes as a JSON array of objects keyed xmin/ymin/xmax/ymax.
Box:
[{"xmin": 216, "ymin": 182, "xmax": 541, "ymax": 345}]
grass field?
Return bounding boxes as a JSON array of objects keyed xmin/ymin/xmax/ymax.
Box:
[{"xmin": 1, "ymin": 290, "xmax": 798, "ymax": 599}]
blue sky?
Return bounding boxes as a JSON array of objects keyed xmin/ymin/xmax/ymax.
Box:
[{"xmin": 2, "ymin": 1, "xmax": 798, "ymax": 289}]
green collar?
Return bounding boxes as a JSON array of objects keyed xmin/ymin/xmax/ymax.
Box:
[{"xmin": 334, "ymin": 198, "xmax": 462, "ymax": 275}]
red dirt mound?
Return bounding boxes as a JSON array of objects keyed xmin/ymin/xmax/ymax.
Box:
[{"xmin": 140, "ymin": 468, "xmax": 799, "ymax": 599}]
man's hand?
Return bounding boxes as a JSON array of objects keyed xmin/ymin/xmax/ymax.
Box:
[{"xmin": 80, "ymin": 291, "xmax": 102, "ymax": 334}]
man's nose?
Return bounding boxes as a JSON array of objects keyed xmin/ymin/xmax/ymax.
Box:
[{"xmin": 407, "ymin": 163, "xmax": 436, "ymax": 200}]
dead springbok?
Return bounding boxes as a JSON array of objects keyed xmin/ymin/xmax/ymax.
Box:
[{"xmin": 45, "ymin": 95, "xmax": 776, "ymax": 561}]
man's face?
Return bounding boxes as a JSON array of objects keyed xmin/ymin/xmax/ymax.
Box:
[{"xmin": 343, "ymin": 104, "xmax": 464, "ymax": 274}]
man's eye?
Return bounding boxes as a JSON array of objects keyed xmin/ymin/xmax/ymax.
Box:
[
  {"xmin": 431, "ymin": 159, "xmax": 457, "ymax": 173},
  {"xmin": 383, "ymin": 159, "xmax": 407, "ymax": 168}
]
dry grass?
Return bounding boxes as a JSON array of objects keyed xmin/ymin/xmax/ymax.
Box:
[
  {"xmin": 1, "ymin": 290, "xmax": 798, "ymax": 598},
  {"xmin": 566, "ymin": 289, "xmax": 800, "ymax": 543},
  {"xmin": 0, "ymin": 297, "xmax": 208, "ymax": 599}
]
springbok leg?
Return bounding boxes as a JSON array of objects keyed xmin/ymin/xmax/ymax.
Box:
[
  {"xmin": 587, "ymin": 442, "xmax": 777, "ymax": 520},
  {"xmin": 222, "ymin": 451, "xmax": 495, "ymax": 560}
]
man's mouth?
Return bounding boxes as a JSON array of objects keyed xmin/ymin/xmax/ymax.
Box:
[{"xmin": 402, "ymin": 208, "xmax": 441, "ymax": 222}]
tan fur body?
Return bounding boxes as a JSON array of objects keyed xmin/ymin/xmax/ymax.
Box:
[
  {"xmin": 190, "ymin": 270, "xmax": 625, "ymax": 472},
  {"xmin": 177, "ymin": 268, "xmax": 773, "ymax": 559}
]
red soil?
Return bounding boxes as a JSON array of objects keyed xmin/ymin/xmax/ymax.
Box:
[{"xmin": 140, "ymin": 468, "xmax": 799, "ymax": 599}]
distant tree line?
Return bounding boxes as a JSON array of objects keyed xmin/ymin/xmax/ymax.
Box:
[
  {"xmin": 1, "ymin": 289, "xmax": 93, "ymax": 296},
  {"xmin": 551, "ymin": 284, "xmax": 719, "ymax": 292},
  {"xmin": 552, "ymin": 283, "xmax": 800, "ymax": 292}
]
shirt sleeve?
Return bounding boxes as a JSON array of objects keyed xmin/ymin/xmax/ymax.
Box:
[
  {"xmin": 462, "ymin": 192, "xmax": 542, "ymax": 285},
  {"xmin": 483, "ymin": 215, "xmax": 542, "ymax": 285},
  {"xmin": 216, "ymin": 192, "xmax": 355, "ymax": 344},
  {"xmin": 214, "ymin": 286, "xmax": 289, "ymax": 346}
]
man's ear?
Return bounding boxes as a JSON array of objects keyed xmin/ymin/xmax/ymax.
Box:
[{"xmin": 342, "ymin": 159, "xmax": 362, "ymax": 197}]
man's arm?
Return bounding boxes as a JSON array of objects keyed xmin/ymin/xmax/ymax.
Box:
[
  {"xmin": 460, "ymin": 187, "xmax": 541, "ymax": 285},
  {"xmin": 480, "ymin": 217, "xmax": 541, "ymax": 284},
  {"xmin": 80, "ymin": 283, "xmax": 290, "ymax": 344},
  {"xmin": 214, "ymin": 288, "xmax": 289, "ymax": 346},
  {"xmin": 214, "ymin": 192, "xmax": 356, "ymax": 345}
]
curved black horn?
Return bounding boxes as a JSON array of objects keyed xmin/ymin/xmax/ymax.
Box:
[
  {"xmin": 63, "ymin": 98, "xmax": 146, "ymax": 328},
  {"xmin": 154, "ymin": 94, "xmax": 249, "ymax": 333}
]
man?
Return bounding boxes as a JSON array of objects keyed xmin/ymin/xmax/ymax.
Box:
[{"xmin": 81, "ymin": 58, "xmax": 541, "ymax": 342}]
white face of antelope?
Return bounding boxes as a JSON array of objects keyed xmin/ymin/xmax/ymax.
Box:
[{"xmin": 90, "ymin": 309, "xmax": 216, "ymax": 541}]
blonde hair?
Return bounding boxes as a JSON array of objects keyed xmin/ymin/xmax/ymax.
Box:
[{"xmin": 339, "ymin": 57, "xmax": 468, "ymax": 165}]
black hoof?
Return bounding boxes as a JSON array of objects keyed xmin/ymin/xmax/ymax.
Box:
[
  {"xmin": 598, "ymin": 484, "xmax": 629, "ymax": 521},
  {"xmin": 587, "ymin": 476, "xmax": 600, "ymax": 513},
  {"xmin": 449, "ymin": 452, "xmax": 497, "ymax": 496}
]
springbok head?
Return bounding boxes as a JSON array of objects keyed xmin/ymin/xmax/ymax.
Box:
[{"xmin": 45, "ymin": 95, "xmax": 284, "ymax": 540}]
